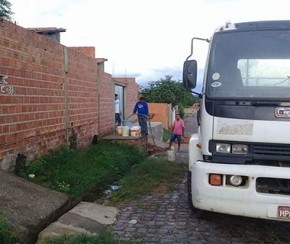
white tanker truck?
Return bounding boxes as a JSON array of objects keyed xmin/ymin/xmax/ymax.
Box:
[{"xmin": 183, "ymin": 21, "xmax": 290, "ymax": 221}]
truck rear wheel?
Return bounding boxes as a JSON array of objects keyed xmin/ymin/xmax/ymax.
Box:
[{"xmin": 187, "ymin": 170, "xmax": 204, "ymax": 218}]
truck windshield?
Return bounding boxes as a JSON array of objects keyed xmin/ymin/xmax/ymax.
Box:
[{"xmin": 206, "ymin": 30, "xmax": 290, "ymax": 100}]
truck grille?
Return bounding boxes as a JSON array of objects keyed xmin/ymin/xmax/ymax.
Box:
[{"xmin": 253, "ymin": 144, "xmax": 290, "ymax": 161}]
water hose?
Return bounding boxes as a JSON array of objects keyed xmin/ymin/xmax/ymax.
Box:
[{"xmin": 131, "ymin": 113, "xmax": 167, "ymax": 152}]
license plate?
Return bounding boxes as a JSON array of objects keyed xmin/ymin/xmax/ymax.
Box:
[{"xmin": 277, "ymin": 206, "xmax": 290, "ymax": 219}]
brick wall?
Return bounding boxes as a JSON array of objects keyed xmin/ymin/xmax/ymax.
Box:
[
  {"xmin": 69, "ymin": 47, "xmax": 95, "ymax": 58},
  {"xmin": 148, "ymin": 103, "xmax": 172, "ymax": 129},
  {"xmin": 0, "ymin": 19, "xmax": 139, "ymax": 171},
  {"xmin": 99, "ymin": 72, "xmax": 114, "ymax": 134},
  {"xmin": 65, "ymin": 47, "xmax": 99, "ymax": 149}
]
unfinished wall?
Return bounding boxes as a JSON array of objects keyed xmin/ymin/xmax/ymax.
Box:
[
  {"xmin": 148, "ymin": 103, "xmax": 172, "ymax": 129},
  {"xmin": 68, "ymin": 47, "xmax": 95, "ymax": 58},
  {"xmin": 0, "ymin": 19, "xmax": 118, "ymax": 171}
]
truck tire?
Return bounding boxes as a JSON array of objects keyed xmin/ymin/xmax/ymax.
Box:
[{"xmin": 187, "ymin": 170, "xmax": 204, "ymax": 218}]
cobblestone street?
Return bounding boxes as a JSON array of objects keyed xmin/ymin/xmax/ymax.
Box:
[
  {"xmin": 112, "ymin": 114, "xmax": 290, "ymax": 243},
  {"xmin": 112, "ymin": 174, "xmax": 290, "ymax": 243}
]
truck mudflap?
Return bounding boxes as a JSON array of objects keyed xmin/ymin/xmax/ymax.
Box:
[{"xmin": 189, "ymin": 161, "xmax": 290, "ymax": 222}]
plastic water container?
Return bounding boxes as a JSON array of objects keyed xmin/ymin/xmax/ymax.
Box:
[
  {"xmin": 130, "ymin": 126, "xmax": 141, "ymax": 136},
  {"xmin": 167, "ymin": 149, "xmax": 175, "ymax": 161},
  {"xmin": 122, "ymin": 126, "xmax": 129, "ymax": 136},
  {"xmin": 135, "ymin": 126, "xmax": 141, "ymax": 135},
  {"xmin": 117, "ymin": 126, "xmax": 122, "ymax": 136}
]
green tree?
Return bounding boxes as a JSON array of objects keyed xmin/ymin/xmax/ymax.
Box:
[
  {"xmin": 0, "ymin": 0, "xmax": 13, "ymax": 21},
  {"xmin": 141, "ymin": 75, "xmax": 196, "ymax": 107},
  {"xmin": 141, "ymin": 75, "xmax": 197, "ymax": 117}
]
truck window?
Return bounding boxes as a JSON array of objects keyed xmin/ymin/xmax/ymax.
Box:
[
  {"xmin": 206, "ymin": 30, "xmax": 290, "ymax": 100},
  {"xmin": 238, "ymin": 59, "xmax": 290, "ymax": 87}
]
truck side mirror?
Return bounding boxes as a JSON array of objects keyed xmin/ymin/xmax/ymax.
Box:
[{"xmin": 183, "ymin": 60, "xmax": 197, "ymax": 90}]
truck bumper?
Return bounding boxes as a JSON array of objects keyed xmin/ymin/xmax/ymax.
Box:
[{"xmin": 190, "ymin": 161, "xmax": 290, "ymax": 222}]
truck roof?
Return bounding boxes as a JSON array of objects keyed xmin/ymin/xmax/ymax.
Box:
[{"xmin": 217, "ymin": 20, "xmax": 290, "ymax": 32}]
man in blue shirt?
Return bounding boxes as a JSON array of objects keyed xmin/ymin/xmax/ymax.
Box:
[{"xmin": 133, "ymin": 96, "xmax": 149, "ymax": 135}]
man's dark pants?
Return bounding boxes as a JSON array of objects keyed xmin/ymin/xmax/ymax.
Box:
[
  {"xmin": 138, "ymin": 115, "xmax": 148, "ymax": 135},
  {"xmin": 115, "ymin": 113, "xmax": 121, "ymax": 126}
]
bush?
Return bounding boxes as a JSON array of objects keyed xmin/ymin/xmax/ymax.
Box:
[{"xmin": 162, "ymin": 129, "xmax": 171, "ymax": 142}]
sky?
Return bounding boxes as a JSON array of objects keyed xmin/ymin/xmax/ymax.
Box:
[{"xmin": 10, "ymin": 0, "xmax": 290, "ymax": 88}]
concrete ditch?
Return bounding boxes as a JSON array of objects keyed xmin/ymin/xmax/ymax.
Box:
[
  {"xmin": 0, "ymin": 171, "xmax": 72, "ymax": 244},
  {"xmin": 0, "ymin": 170, "xmax": 119, "ymax": 243}
]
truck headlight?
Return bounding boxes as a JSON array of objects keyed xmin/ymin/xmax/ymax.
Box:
[
  {"xmin": 229, "ymin": 175, "xmax": 243, "ymax": 186},
  {"xmin": 216, "ymin": 143, "xmax": 231, "ymax": 153},
  {"xmin": 232, "ymin": 144, "xmax": 248, "ymax": 154}
]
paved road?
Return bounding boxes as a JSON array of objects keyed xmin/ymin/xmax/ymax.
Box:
[{"xmin": 112, "ymin": 114, "xmax": 290, "ymax": 243}]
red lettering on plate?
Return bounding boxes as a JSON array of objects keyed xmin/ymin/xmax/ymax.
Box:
[{"xmin": 278, "ymin": 206, "xmax": 290, "ymax": 219}]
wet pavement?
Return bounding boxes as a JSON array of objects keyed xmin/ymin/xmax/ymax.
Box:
[{"xmin": 111, "ymin": 114, "xmax": 290, "ymax": 243}]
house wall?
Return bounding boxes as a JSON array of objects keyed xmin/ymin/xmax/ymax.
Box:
[
  {"xmin": 0, "ymin": 19, "xmax": 138, "ymax": 171},
  {"xmin": 113, "ymin": 77, "xmax": 140, "ymax": 122},
  {"xmin": 99, "ymin": 72, "xmax": 114, "ymax": 134},
  {"xmin": 148, "ymin": 103, "xmax": 172, "ymax": 129},
  {"xmin": 69, "ymin": 47, "xmax": 95, "ymax": 58}
]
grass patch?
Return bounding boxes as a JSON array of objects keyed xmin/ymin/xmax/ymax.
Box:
[
  {"xmin": 20, "ymin": 143, "xmax": 145, "ymax": 199},
  {"xmin": 107, "ymin": 158, "xmax": 187, "ymax": 205},
  {"xmin": 19, "ymin": 141, "xmax": 186, "ymax": 205},
  {"xmin": 0, "ymin": 214, "xmax": 18, "ymax": 244},
  {"xmin": 42, "ymin": 230, "xmax": 131, "ymax": 244}
]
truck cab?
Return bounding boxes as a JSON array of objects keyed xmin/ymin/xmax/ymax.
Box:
[{"xmin": 184, "ymin": 21, "xmax": 290, "ymax": 221}]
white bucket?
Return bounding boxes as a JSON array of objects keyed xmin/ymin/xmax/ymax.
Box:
[
  {"xmin": 130, "ymin": 126, "xmax": 141, "ymax": 137},
  {"xmin": 167, "ymin": 150, "xmax": 175, "ymax": 161},
  {"xmin": 117, "ymin": 126, "xmax": 122, "ymax": 136},
  {"xmin": 122, "ymin": 126, "xmax": 129, "ymax": 136},
  {"xmin": 135, "ymin": 126, "xmax": 141, "ymax": 136}
]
